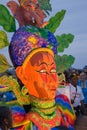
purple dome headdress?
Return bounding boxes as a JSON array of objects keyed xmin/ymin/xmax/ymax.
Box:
[{"xmin": 9, "ymin": 25, "xmax": 58, "ymax": 67}]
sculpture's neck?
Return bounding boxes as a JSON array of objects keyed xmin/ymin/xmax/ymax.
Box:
[{"xmin": 30, "ymin": 95, "xmax": 56, "ymax": 119}]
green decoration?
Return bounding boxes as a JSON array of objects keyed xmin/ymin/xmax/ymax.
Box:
[
  {"xmin": 0, "ymin": 30, "xmax": 9, "ymax": 49},
  {"xmin": 45, "ymin": 8, "xmax": 75, "ymax": 71},
  {"xmin": 0, "ymin": 4, "xmax": 16, "ymax": 32},
  {"xmin": 38, "ymin": 0, "xmax": 52, "ymax": 15},
  {"xmin": 0, "ymin": 54, "xmax": 11, "ymax": 73},
  {"xmin": 0, "ymin": 75, "xmax": 30, "ymax": 106},
  {"xmin": 56, "ymin": 33, "xmax": 74, "ymax": 52},
  {"xmin": 26, "ymin": 26, "xmax": 48, "ymax": 39},
  {"xmin": 46, "ymin": 10, "xmax": 66, "ymax": 33},
  {"xmin": 38, "ymin": 28, "xmax": 48, "ymax": 38},
  {"xmin": 55, "ymin": 54, "xmax": 75, "ymax": 73}
]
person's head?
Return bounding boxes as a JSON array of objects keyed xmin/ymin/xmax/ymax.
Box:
[
  {"xmin": 80, "ymin": 72, "xmax": 86, "ymax": 81},
  {"xmin": 69, "ymin": 73, "xmax": 79, "ymax": 87},
  {"xmin": 83, "ymin": 66, "xmax": 87, "ymax": 74},
  {"xmin": 0, "ymin": 106, "xmax": 13, "ymax": 130},
  {"xmin": 9, "ymin": 26, "xmax": 58, "ymax": 100}
]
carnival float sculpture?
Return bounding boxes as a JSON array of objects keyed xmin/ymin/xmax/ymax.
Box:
[{"xmin": 0, "ymin": 0, "xmax": 75, "ymax": 129}]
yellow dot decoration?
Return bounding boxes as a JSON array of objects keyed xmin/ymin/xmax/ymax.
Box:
[{"xmin": 27, "ymin": 35, "xmax": 38, "ymax": 45}]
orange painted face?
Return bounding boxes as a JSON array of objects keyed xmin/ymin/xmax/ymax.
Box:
[{"xmin": 16, "ymin": 51, "xmax": 58, "ymax": 99}]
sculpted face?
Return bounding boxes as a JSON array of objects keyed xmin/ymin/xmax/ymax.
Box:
[{"xmin": 16, "ymin": 51, "xmax": 58, "ymax": 99}]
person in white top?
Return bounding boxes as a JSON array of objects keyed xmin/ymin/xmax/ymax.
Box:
[
  {"xmin": 69, "ymin": 73, "xmax": 87, "ymax": 116},
  {"xmin": 70, "ymin": 83, "xmax": 84, "ymax": 108}
]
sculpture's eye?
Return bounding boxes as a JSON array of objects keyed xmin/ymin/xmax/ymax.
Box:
[
  {"xmin": 39, "ymin": 69, "xmax": 47, "ymax": 73},
  {"xmin": 50, "ymin": 69, "xmax": 56, "ymax": 73}
]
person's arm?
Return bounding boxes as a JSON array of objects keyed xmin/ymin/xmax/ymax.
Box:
[
  {"xmin": 80, "ymin": 86, "xmax": 87, "ymax": 115},
  {"xmin": 80, "ymin": 100, "xmax": 87, "ymax": 115}
]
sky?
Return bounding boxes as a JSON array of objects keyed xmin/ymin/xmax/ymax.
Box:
[{"xmin": 0, "ymin": 0, "xmax": 87, "ymax": 69}]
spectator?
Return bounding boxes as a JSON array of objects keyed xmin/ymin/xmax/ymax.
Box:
[
  {"xmin": 69, "ymin": 73, "xmax": 87, "ymax": 116},
  {"xmin": 78, "ymin": 72, "xmax": 87, "ymax": 104},
  {"xmin": 83, "ymin": 66, "xmax": 87, "ymax": 78},
  {"xmin": 79, "ymin": 72, "xmax": 87, "ymax": 88}
]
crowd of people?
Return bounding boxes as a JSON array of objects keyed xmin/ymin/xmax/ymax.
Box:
[
  {"xmin": 57, "ymin": 66, "xmax": 87, "ymax": 130},
  {"xmin": 64, "ymin": 66, "xmax": 87, "ymax": 104}
]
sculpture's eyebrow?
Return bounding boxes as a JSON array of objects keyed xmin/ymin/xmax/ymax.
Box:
[{"xmin": 38, "ymin": 62, "xmax": 55, "ymax": 66}]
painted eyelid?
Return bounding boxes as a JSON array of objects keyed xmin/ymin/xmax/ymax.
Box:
[
  {"xmin": 40, "ymin": 69, "xmax": 47, "ymax": 73},
  {"xmin": 36, "ymin": 69, "xmax": 47, "ymax": 73},
  {"xmin": 50, "ymin": 69, "xmax": 57, "ymax": 73}
]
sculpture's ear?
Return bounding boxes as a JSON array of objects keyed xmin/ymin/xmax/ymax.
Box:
[{"xmin": 16, "ymin": 66, "xmax": 26, "ymax": 83}]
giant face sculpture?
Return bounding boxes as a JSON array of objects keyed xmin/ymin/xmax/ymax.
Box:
[
  {"xmin": 9, "ymin": 25, "xmax": 58, "ymax": 100},
  {"xmin": 16, "ymin": 51, "xmax": 58, "ymax": 99}
]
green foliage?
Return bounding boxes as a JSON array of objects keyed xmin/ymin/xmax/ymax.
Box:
[
  {"xmin": 26, "ymin": 26, "xmax": 48, "ymax": 39},
  {"xmin": 38, "ymin": 0, "xmax": 52, "ymax": 15},
  {"xmin": 46, "ymin": 10, "xmax": 66, "ymax": 33},
  {"xmin": 0, "ymin": 4, "xmax": 16, "ymax": 32},
  {"xmin": 0, "ymin": 30, "xmax": 9, "ymax": 49},
  {"xmin": 56, "ymin": 33, "xmax": 74, "ymax": 52},
  {"xmin": 0, "ymin": 54, "xmax": 11, "ymax": 73},
  {"xmin": 55, "ymin": 54, "xmax": 75, "ymax": 73},
  {"xmin": 38, "ymin": 28, "xmax": 48, "ymax": 38}
]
